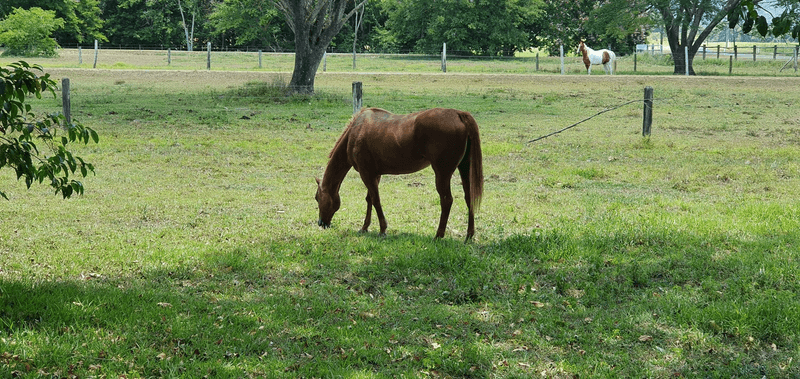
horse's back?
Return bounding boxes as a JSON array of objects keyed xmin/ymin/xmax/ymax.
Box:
[{"xmin": 345, "ymin": 108, "xmax": 474, "ymax": 175}]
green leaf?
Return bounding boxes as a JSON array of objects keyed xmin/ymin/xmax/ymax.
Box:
[
  {"xmin": 756, "ymin": 16, "xmax": 768, "ymax": 36},
  {"xmin": 728, "ymin": 10, "xmax": 740, "ymax": 29}
]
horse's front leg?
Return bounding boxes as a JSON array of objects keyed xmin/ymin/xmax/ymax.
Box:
[
  {"xmin": 360, "ymin": 174, "xmax": 387, "ymax": 236},
  {"xmin": 360, "ymin": 192, "xmax": 372, "ymax": 233},
  {"xmin": 434, "ymin": 172, "xmax": 454, "ymax": 239}
]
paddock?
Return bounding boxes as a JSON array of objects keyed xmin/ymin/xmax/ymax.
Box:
[{"xmin": 2, "ymin": 64, "xmax": 799, "ymax": 377}]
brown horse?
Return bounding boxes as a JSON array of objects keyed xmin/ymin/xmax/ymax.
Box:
[{"xmin": 315, "ymin": 107, "xmax": 483, "ymax": 241}]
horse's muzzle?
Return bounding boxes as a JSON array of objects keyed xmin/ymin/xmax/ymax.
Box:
[{"xmin": 318, "ymin": 219, "xmax": 331, "ymax": 228}]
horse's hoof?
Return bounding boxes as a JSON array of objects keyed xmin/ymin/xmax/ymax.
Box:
[{"xmin": 358, "ymin": 229, "xmax": 368, "ymax": 234}]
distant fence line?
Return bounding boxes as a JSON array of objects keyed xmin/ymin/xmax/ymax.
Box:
[
  {"xmin": 638, "ymin": 43, "xmax": 800, "ymax": 61},
  {"xmin": 53, "ymin": 40, "xmax": 800, "ymax": 75}
]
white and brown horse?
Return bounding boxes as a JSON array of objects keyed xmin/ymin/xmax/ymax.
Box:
[{"xmin": 578, "ymin": 41, "xmax": 616, "ymax": 75}]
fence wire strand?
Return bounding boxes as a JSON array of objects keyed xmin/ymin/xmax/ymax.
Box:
[{"xmin": 526, "ymin": 97, "xmax": 666, "ymax": 144}]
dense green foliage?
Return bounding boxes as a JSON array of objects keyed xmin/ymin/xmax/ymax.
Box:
[
  {"xmin": 0, "ymin": 8, "xmax": 64, "ymax": 57},
  {"xmin": 0, "ymin": 0, "xmax": 105, "ymax": 45},
  {"xmin": 0, "ymin": 61, "xmax": 98, "ymax": 199}
]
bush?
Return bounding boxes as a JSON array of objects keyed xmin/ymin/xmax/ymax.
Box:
[{"xmin": 0, "ymin": 7, "xmax": 65, "ymax": 57}]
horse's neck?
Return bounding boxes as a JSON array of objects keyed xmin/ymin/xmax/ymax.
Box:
[{"xmin": 321, "ymin": 138, "xmax": 352, "ymax": 194}]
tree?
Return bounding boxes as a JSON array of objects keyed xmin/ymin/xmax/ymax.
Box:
[
  {"xmin": 0, "ymin": 61, "xmax": 98, "ymax": 199},
  {"xmin": 651, "ymin": 0, "xmax": 744, "ymax": 75},
  {"xmin": 731, "ymin": 0, "xmax": 800, "ymax": 39},
  {"xmin": 529, "ymin": 0, "xmax": 650, "ymax": 56},
  {"xmin": 0, "ymin": 0, "xmax": 105, "ymax": 45},
  {"xmin": 274, "ymin": 0, "xmax": 368, "ymax": 94},
  {"xmin": 378, "ymin": 0, "xmax": 542, "ymax": 56},
  {"xmin": 0, "ymin": 7, "xmax": 65, "ymax": 57},
  {"xmin": 208, "ymin": 0, "xmax": 294, "ymax": 50}
]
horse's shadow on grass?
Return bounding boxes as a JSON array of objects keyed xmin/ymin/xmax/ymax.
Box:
[{"xmin": 2, "ymin": 228, "xmax": 799, "ymax": 377}]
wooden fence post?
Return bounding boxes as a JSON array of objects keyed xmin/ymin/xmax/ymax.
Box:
[
  {"xmin": 716, "ymin": 45, "xmax": 720, "ymax": 59},
  {"xmin": 168, "ymin": 48, "xmax": 171, "ymax": 65},
  {"xmin": 634, "ymin": 52, "xmax": 637, "ymax": 72},
  {"xmin": 207, "ymin": 42, "xmax": 212, "ymax": 70},
  {"xmin": 441, "ymin": 43, "xmax": 447, "ymax": 73},
  {"xmin": 93, "ymin": 40, "xmax": 99, "ymax": 68},
  {"xmin": 352, "ymin": 82, "xmax": 362, "ymax": 114},
  {"xmin": 62, "ymin": 78, "xmax": 71, "ymax": 126},
  {"xmin": 323, "ymin": 52, "xmax": 327, "ymax": 72},
  {"xmin": 734, "ymin": 45, "xmax": 738, "ymax": 61},
  {"xmin": 642, "ymin": 86, "xmax": 653, "ymax": 137},
  {"xmin": 753, "ymin": 45, "xmax": 757, "ymax": 61},
  {"xmin": 773, "ymin": 45, "xmax": 778, "ymax": 60},
  {"xmin": 258, "ymin": 50, "xmax": 262, "ymax": 69},
  {"xmin": 78, "ymin": 47, "xmax": 82, "ymax": 65},
  {"xmin": 702, "ymin": 45, "xmax": 706, "ymax": 60},
  {"xmin": 795, "ymin": 46, "xmax": 798, "ymax": 72},
  {"xmin": 560, "ymin": 45, "xmax": 564, "ymax": 75},
  {"xmin": 729, "ymin": 56, "xmax": 733, "ymax": 75},
  {"xmin": 535, "ymin": 53, "xmax": 539, "ymax": 71}
]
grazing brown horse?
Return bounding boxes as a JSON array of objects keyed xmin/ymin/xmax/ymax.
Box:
[{"xmin": 315, "ymin": 107, "xmax": 483, "ymax": 241}]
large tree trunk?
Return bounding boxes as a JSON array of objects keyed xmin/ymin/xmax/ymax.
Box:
[
  {"xmin": 290, "ymin": 40, "xmax": 326, "ymax": 94},
  {"xmin": 658, "ymin": 0, "xmax": 742, "ymax": 76},
  {"xmin": 277, "ymin": 0, "xmax": 367, "ymax": 94}
]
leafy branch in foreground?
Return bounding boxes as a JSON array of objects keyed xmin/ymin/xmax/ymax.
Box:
[{"xmin": 0, "ymin": 61, "xmax": 99, "ymax": 199}]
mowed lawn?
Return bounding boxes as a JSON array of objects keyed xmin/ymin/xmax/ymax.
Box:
[{"xmin": 1, "ymin": 63, "xmax": 799, "ymax": 378}]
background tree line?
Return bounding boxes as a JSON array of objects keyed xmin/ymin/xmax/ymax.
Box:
[{"xmin": 0, "ymin": 0, "xmax": 657, "ymax": 56}]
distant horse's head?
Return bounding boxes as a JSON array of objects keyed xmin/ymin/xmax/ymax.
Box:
[
  {"xmin": 315, "ymin": 177, "xmax": 340, "ymax": 228},
  {"xmin": 577, "ymin": 41, "xmax": 586, "ymax": 55}
]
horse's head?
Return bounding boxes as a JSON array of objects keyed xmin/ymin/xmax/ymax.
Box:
[
  {"xmin": 577, "ymin": 41, "xmax": 586, "ymax": 55},
  {"xmin": 315, "ymin": 177, "xmax": 340, "ymax": 228}
]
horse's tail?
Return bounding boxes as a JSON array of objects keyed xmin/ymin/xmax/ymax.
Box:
[{"xmin": 458, "ymin": 111, "xmax": 484, "ymax": 211}]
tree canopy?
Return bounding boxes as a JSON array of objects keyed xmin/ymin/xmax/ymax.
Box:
[{"xmin": 0, "ymin": 7, "xmax": 65, "ymax": 57}]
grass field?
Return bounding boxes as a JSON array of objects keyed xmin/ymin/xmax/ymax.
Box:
[
  {"xmin": 3, "ymin": 46, "xmax": 800, "ymax": 76},
  {"xmin": 1, "ymin": 55, "xmax": 800, "ymax": 378}
]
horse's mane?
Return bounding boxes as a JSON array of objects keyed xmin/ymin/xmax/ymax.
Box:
[{"xmin": 329, "ymin": 109, "xmax": 365, "ymax": 158}]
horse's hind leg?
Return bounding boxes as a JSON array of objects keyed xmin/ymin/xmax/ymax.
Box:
[
  {"xmin": 433, "ymin": 171, "xmax": 455, "ymax": 239},
  {"xmin": 457, "ymin": 158, "xmax": 475, "ymax": 241}
]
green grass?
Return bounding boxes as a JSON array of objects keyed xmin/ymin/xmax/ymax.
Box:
[
  {"xmin": 3, "ymin": 46, "xmax": 800, "ymax": 76},
  {"xmin": 1, "ymin": 61, "xmax": 800, "ymax": 377}
]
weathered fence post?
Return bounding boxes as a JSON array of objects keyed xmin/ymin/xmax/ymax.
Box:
[
  {"xmin": 258, "ymin": 50, "xmax": 262, "ymax": 69},
  {"xmin": 729, "ymin": 56, "xmax": 733, "ymax": 75},
  {"xmin": 441, "ymin": 43, "xmax": 447, "ymax": 73},
  {"xmin": 78, "ymin": 47, "xmax": 82, "ymax": 65},
  {"xmin": 634, "ymin": 52, "xmax": 637, "ymax": 72},
  {"xmin": 795, "ymin": 46, "xmax": 799, "ymax": 72},
  {"xmin": 323, "ymin": 52, "xmax": 327, "ymax": 72},
  {"xmin": 702, "ymin": 45, "xmax": 706, "ymax": 60},
  {"xmin": 773, "ymin": 45, "xmax": 778, "ymax": 60},
  {"xmin": 716, "ymin": 45, "xmax": 720, "ymax": 59},
  {"xmin": 207, "ymin": 42, "xmax": 212, "ymax": 70},
  {"xmin": 535, "ymin": 53, "xmax": 539, "ymax": 71},
  {"xmin": 93, "ymin": 40, "xmax": 99, "ymax": 68},
  {"xmin": 61, "ymin": 78, "xmax": 71, "ymax": 126},
  {"xmin": 642, "ymin": 86, "xmax": 653, "ymax": 137},
  {"xmin": 685, "ymin": 46, "xmax": 689, "ymax": 76},
  {"xmin": 734, "ymin": 45, "xmax": 738, "ymax": 61},
  {"xmin": 560, "ymin": 45, "xmax": 564, "ymax": 75},
  {"xmin": 352, "ymin": 81, "xmax": 362, "ymax": 114},
  {"xmin": 753, "ymin": 45, "xmax": 757, "ymax": 61}
]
